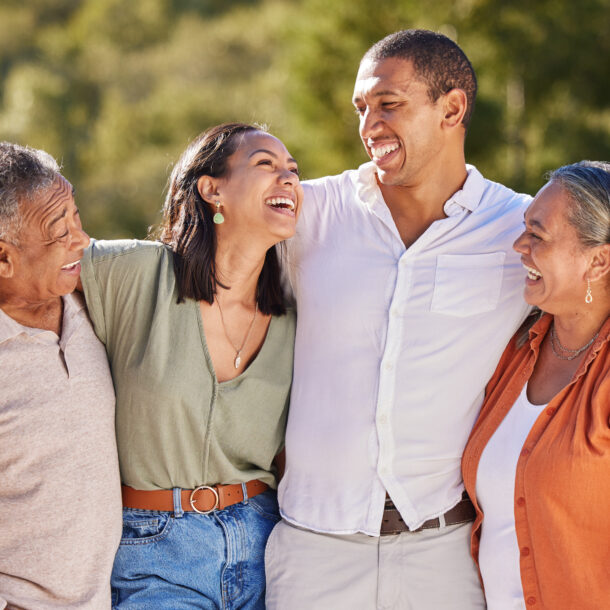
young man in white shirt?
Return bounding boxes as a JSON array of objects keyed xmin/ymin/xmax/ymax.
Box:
[{"xmin": 265, "ymin": 29, "xmax": 531, "ymax": 609}]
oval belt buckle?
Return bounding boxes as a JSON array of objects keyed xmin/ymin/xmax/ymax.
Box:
[{"xmin": 189, "ymin": 485, "xmax": 220, "ymax": 514}]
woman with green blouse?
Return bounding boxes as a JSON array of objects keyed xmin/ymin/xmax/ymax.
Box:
[{"xmin": 80, "ymin": 123, "xmax": 303, "ymax": 609}]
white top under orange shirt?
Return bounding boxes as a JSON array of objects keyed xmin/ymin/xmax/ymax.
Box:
[
  {"xmin": 0, "ymin": 293, "xmax": 122, "ymax": 610},
  {"xmin": 463, "ymin": 314, "xmax": 610, "ymax": 609},
  {"xmin": 476, "ymin": 384, "xmax": 547, "ymax": 610}
]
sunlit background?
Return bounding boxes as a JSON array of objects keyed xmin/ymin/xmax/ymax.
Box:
[{"xmin": 1, "ymin": 0, "xmax": 609, "ymax": 237}]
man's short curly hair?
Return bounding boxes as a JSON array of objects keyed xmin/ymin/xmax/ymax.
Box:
[
  {"xmin": 0, "ymin": 142, "xmax": 60, "ymax": 245},
  {"xmin": 363, "ymin": 29, "xmax": 478, "ymax": 129}
]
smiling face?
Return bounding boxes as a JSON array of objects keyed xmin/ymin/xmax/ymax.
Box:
[
  {"xmin": 9, "ymin": 176, "xmax": 90, "ymax": 305},
  {"xmin": 213, "ymin": 131, "xmax": 303, "ymax": 244},
  {"xmin": 513, "ymin": 181, "xmax": 592, "ymax": 315},
  {"xmin": 352, "ymin": 57, "xmax": 447, "ymax": 187}
]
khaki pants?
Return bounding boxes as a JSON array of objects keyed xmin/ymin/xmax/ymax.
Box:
[{"xmin": 265, "ymin": 519, "xmax": 485, "ymax": 610}]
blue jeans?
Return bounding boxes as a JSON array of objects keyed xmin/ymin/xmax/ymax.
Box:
[{"xmin": 111, "ymin": 488, "xmax": 280, "ymax": 609}]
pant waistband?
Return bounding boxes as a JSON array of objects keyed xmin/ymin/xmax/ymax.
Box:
[
  {"xmin": 121, "ymin": 480, "xmax": 269, "ymax": 514},
  {"xmin": 380, "ymin": 492, "xmax": 475, "ymax": 535}
]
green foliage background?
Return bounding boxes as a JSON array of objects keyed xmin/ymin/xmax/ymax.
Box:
[{"xmin": 1, "ymin": 0, "xmax": 609, "ymax": 237}]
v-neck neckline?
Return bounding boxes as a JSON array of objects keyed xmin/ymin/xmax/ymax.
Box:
[{"xmin": 194, "ymin": 299, "xmax": 276, "ymax": 387}]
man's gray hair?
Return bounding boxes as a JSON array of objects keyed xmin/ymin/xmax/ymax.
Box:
[
  {"xmin": 549, "ymin": 161, "xmax": 610, "ymax": 249},
  {"xmin": 0, "ymin": 142, "xmax": 61, "ymax": 244}
]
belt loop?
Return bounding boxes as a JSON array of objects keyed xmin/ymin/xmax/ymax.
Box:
[
  {"xmin": 438, "ymin": 513, "xmax": 446, "ymax": 528},
  {"xmin": 172, "ymin": 487, "xmax": 184, "ymax": 518},
  {"xmin": 241, "ymin": 482, "xmax": 249, "ymax": 504}
]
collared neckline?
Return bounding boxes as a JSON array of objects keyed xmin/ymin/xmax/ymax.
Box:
[
  {"xmin": 528, "ymin": 312, "xmax": 610, "ymax": 348},
  {"xmin": 355, "ymin": 162, "xmax": 380, "ymax": 206},
  {"xmin": 527, "ymin": 312, "xmax": 552, "ymax": 352},
  {"xmin": 355, "ymin": 162, "xmax": 486, "ymax": 217},
  {"xmin": 62, "ymin": 291, "xmax": 86, "ymax": 326},
  {"xmin": 528, "ymin": 311, "xmax": 610, "ymax": 379},
  {"xmin": 0, "ymin": 306, "xmax": 36, "ymax": 343},
  {"xmin": 0, "ymin": 292, "xmax": 86, "ymax": 344},
  {"xmin": 444, "ymin": 165, "xmax": 486, "ymax": 215}
]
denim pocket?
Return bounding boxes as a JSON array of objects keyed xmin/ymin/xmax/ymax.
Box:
[
  {"xmin": 119, "ymin": 509, "xmax": 173, "ymax": 545},
  {"xmin": 248, "ymin": 490, "xmax": 280, "ymax": 522}
]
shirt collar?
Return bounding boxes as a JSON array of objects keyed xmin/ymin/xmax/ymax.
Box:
[
  {"xmin": 355, "ymin": 162, "xmax": 380, "ymax": 206},
  {"xmin": 355, "ymin": 162, "xmax": 485, "ymax": 217},
  {"xmin": 0, "ymin": 306, "xmax": 30, "ymax": 343},
  {"xmin": 527, "ymin": 312, "xmax": 553, "ymax": 353},
  {"xmin": 529, "ymin": 311, "xmax": 610, "ymax": 342},
  {"xmin": 0, "ymin": 292, "xmax": 86, "ymax": 344},
  {"xmin": 444, "ymin": 165, "xmax": 485, "ymax": 215},
  {"xmin": 62, "ymin": 291, "xmax": 86, "ymax": 322},
  {"xmin": 528, "ymin": 311, "xmax": 610, "ymax": 369}
]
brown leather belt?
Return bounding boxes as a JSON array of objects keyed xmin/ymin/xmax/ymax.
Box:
[
  {"xmin": 380, "ymin": 493, "xmax": 475, "ymax": 535},
  {"xmin": 122, "ymin": 480, "xmax": 269, "ymax": 514}
]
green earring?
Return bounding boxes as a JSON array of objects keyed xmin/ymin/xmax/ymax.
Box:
[{"xmin": 213, "ymin": 201, "xmax": 225, "ymax": 224}]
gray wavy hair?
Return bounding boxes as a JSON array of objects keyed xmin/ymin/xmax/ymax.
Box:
[
  {"xmin": 0, "ymin": 142, "xmax": 61, "ymax": 245},
  {"xmin": 549, "ymin": 160, "xmax": 610, "ymax": 249},
  {"xmin": 517, "ymin": 160, "xmax": 610, "ymax": 347}
]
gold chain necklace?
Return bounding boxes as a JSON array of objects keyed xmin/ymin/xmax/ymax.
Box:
[
  {"xmin": 549, "ymin": 323, "xmax": 598, "ymax": 361},
  {"xmin": 216, "ymin": 299, "xmax": 259, "ymax": 369}
]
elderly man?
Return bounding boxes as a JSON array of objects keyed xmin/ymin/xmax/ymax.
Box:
[
  {"xmin": 265, "ymin": 30, "xmax": 532, "ymax": 609},
  {"xmin": 0, "ymin": 142, "xmax": 121, "ymax": 609}
]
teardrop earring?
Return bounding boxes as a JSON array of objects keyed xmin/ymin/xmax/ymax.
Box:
[
  {"xmin": 585, "ymin": 278, "xmax": 593, "ymax": 304},
  {"xmin": 213, "ymin": 201, "xmax": 225, "ymax": 224}
]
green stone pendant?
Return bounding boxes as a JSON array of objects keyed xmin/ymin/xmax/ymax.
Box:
[{"xmin": 213, "ymin": 212, "xmax": 225, "ymax": 224}]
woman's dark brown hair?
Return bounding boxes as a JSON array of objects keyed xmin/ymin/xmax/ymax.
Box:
[{"xmin": 157, "ymin": 122, "xmax": 286, "ymax": 315}]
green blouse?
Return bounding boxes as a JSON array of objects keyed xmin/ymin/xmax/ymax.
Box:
[{"xmin": 81, "ymin": 239, "xmax": 295, "ymax": 491}]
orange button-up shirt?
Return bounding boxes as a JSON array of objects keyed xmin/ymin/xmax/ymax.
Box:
[{"xmin": 462, "ymin": 313, "xmax": 610, "ymax": 609}]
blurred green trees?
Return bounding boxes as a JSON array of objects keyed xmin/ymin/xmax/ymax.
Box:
[{"xmin": 0, "ymin": 0, "xmax": 608, "ymax": 237}]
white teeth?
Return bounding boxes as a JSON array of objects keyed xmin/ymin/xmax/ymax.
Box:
[
  {"xmin": 265, "ymin": 197, "xmax": 295, "ymax": 210},
  {"xmin": 370, "ymin": 142, "xmax": 399, "ymax": 160},
  {"xmin": 523, "ymin": 264, "xmax": 542, "ymax": 280},
  {"xmin": 61, "ymin": 260, "xmax": 80, "ymax": 270}
]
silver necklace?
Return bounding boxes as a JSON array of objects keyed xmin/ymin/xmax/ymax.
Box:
[
  {"xmin": 549, "ymin": 323, "xmax": 598, "ymax": 361},
  {"xmin": 216, "ymin": 299, "xmax": 258, "ymax": 369}
]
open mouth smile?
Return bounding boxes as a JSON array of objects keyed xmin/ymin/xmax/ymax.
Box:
[
  {"xmin": 523, "ymin": 263, "xmax": 542, "ymax": 281},
  {"xmin": 368, "ymin": 140, "xmax": 400, "ymax": 163},
  {"xmin": 61, "ymin": 259, "xmax": 81, "ymax": 272},
  {"xmin": 265, "ymin": 196, "xmax": 296, "ymax": 215}
]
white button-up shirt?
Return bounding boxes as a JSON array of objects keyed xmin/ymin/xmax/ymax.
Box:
[{"xmin": 279, "ymin": 162, "xmax": 531, "ymax": 535}]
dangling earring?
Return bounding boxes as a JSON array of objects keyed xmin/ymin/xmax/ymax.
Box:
[
  {"xmin": 213, "ymin": 201, "xmax": 225, "ymax": 224},
  {"xmin": 585, "ymin": 278, "xmax": 593, "ymax": 304}
]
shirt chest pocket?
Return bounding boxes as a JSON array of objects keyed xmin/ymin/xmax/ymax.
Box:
[{"xmin": 430, "ymin": 252, "xmax": 506, "ymax": 317}]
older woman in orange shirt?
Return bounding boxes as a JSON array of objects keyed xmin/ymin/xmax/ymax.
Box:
[{"xmin": 462, "ymin": 161, "xmax": 610, "ymax": 610}]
